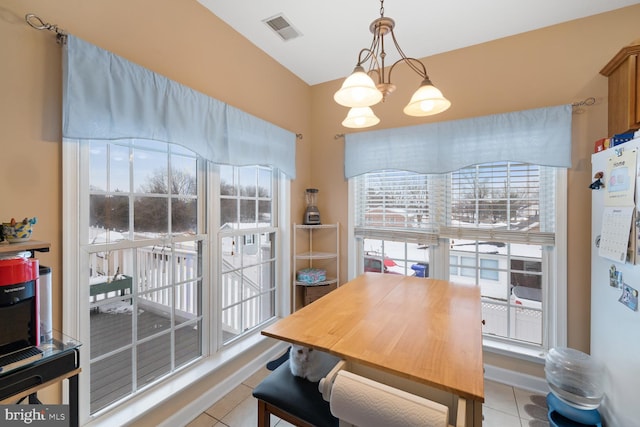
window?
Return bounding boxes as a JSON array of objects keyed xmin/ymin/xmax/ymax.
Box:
[
  {"xmin": 352, "ymin": 162, "xmax": 564, "ymax": 354},
  {"xmin": 219, "ymin": 165, "xmax": 277, "ymax": 344},
  {"xmin": 480, "ymin": 259, "xmax": 499, "ymax": 281},
  {"xmin": 86, "ymin": 140, "xmax": 203, "ymax": 413},
  {"xmin": 460, "ymin": 256, "xmax": 476, "ymax": 278},
  {"xmin": 65, "ymin": 140, "xmax": 285, "ymax": 418}
]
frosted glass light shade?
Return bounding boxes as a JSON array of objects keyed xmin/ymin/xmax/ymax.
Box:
[
  {"xmin": 403, "ymin": 80, "xmax": 451, "ymax": 117},
  {"xmin": 334, "ymin": 66, "xmax": 383, "ymax": 108},
  {"xmin": 341, "ymin": 107, "xmax": 380, "ymax": 128}
]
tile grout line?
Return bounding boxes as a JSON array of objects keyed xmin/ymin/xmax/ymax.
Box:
[{"xmin": 511, "ymin": 386, "xmax": 522, "ymax": 420}]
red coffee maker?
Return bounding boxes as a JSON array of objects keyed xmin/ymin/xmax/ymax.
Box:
[{"xmin": 0, "ymin": 254, "xmax": 40, "ymax": 354}]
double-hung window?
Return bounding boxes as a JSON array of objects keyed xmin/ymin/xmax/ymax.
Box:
[
  {"xmin": 352, "ymin": 162, "xmax": 565, "ymax": 354},
  {"xmin": 66, "ymin": 140, "xmax": 284, "ymax": 417},
  {"xmin": 85, "ymin": 140, "xmax": 204, "ymax": 414}
]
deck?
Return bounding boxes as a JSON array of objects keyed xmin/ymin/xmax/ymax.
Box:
[{"xmin": 89, "ymin": 304, "xmax": 201, "ymax": 413}]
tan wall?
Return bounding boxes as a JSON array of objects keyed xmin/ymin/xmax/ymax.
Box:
[
  {"xmin": 310, "ymin": 4, "xmax": 640, "ymax": 376},
  {"xmin": 2, "ymin": 0, "xmax": 640, "ymax": 408}
]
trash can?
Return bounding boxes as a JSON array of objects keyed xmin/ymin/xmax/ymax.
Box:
[
  {"xmin": 39, "ymin": 265, "xmax": 52, "ymax": 342},
  {"xmin": 410, "ymin": 263, "xmax": 429, "ymax": 277}
]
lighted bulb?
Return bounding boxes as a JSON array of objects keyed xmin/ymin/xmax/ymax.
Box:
[
  {"xmin": 341, "ymin": 107, "xmax": 380, "ymax": 128},
  {"xmin": 351, "ymin": 87, "xmax": 367, "ymax": 104},
  {"xmin": 334, "ymin": 66, "xmax": 383, "ymax": 108},
  {"xmin": 403, "ymin": 79, "xmax": 451, "ymax": 117},
  {"xmin": 419, "ymin": 100, "xmax": 435, "ymax": 113}
]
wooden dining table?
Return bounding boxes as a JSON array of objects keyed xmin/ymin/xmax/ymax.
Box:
[{"xmin": 261, "ymin": 272, "xmax": 484, "ymax": 426}]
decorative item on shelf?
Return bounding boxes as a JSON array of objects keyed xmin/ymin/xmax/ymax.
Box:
[
  {"xmin": 304, "ymin": 188, "xmax": 321, "ymax": 225},
  {"xmin": 610, "ymin": 132, "xmax": 636, "ymax": 147},
  {"xmin": 2, "ymin": 217, "xmax": 37, "ymax": 243},
  {"xmin": 334, "ymin": 0, "xmax": 450, "ymax": 129},
  {"xmin": 594, "ymin": 138, "xmax": 607, "ymax": 153},
  {"xmin": 297, "ymin": 268, "xmax": 327, "ymax": 285}
]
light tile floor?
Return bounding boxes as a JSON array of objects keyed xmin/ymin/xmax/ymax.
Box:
[{"xmin": 186, "ymin": 366, "xmax": 550, "ymax": 427}]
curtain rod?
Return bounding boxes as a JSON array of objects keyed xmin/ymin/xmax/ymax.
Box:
[
  {"xmin": 25, "ymin": 13, "xmax": 67, "ymax": 44},
  {"xmin": 571, "ymin": 96, "xmax": 596, "ymax": 114},
  {"xmin": 572, "ymin": 97, "xmax": 596, "ymax": 108}
]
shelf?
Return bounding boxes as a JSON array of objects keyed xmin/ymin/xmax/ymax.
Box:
[
  {"xmin": 295, "ymin": 224, "xmax": 338, "ymax": 229},
  {"xmin": 0, "ymin": 240, "xmax": 50, "ymax": 254},
  {"xmin": 295, "ymin": 251, "xmax": 337, "ymax": 260},
  {"xmin": 293, "ymin": 223, "xmax": 339, "ymax": 309},
  {"xmin": 295, "ymin": 278, "xmax": 338, "ymax": 287}
]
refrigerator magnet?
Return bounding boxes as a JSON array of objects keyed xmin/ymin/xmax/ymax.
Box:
[
  {"xmin": 609, "ymin": 265, "xmax": 623, "ymax": 288},
  {"xmin": 619, "ymin": 283, "xmax": 638, "ymax": 311},
  {"xmin": 589, "ymin": 171, "xmax": 604, "ymax": 190}
]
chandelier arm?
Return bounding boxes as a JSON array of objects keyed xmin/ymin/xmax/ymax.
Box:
[
  {"xmin": 389, "ymin": 30, "xmax": 427, "ymax": 78},
  {"xmin": 357, "ymin": 24, "xmax": 382, "ymax": 67},
  {"xmin": 388, "ymin": 57, "xmax": 428, "ymax": 85},
  {"xmin": 357, "ymin": 48, "xmax": 375, "ymax": 67},
  {"xmin": 358, "ymin": 48, "xmax": 384, "ymax": 84}
]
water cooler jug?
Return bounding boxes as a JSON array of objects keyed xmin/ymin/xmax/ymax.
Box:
[{"xmin": 545, "ymin": 347, "xmax": 603, "ymax": 427}]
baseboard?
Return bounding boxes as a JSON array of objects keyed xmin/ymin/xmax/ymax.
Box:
[
  {"xmin": 483, "ymin": 363, "xmax": 549, "ymax": 395},
  {"xmin": 159, "ymin": 341, "xmax": 289, "ymax": 427}
]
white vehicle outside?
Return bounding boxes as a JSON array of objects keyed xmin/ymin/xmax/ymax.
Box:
[{"xmin": 510, "ymin": 285, "xmax": 542, "ymax": 309}]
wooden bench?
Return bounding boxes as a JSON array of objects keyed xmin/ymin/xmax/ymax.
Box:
[
  {"xmin": 89, "ymin": 275, "xmax": 132, "ymax": 311},
  {"xmin": 252, "ymin": 352, "xmax": 340, "ymax": 427}
]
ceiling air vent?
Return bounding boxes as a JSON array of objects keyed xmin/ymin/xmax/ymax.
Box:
[{"xmin": 263, "ymin": 14, "xmax": 301, "ymax": 41}]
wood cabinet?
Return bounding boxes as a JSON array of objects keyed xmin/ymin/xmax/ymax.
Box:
[
  {"xmin": 600, "ymin": 40, "xmax": 640, "ymax": 135},
  {"xmin": 292, "ymin": 223, "xmax": 339, "ymax": 310}
]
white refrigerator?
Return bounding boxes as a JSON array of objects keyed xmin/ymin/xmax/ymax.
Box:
[{"xmin": 591, "ymin": 137, "xmax": 640, "ymax": 426}]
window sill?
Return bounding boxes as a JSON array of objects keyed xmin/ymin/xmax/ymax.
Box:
[
  {"xmin": 483, "ymin": 337, "xmax": 547, "ymax": 364},
  {"xmin": 85, "ymin": 332, "xmax": 287, "ymax": 427}
]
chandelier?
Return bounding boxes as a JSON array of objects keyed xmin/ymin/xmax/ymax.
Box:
[{"xmin": 334, "ymin": 0, "xmax": 451, "ymax": 128}]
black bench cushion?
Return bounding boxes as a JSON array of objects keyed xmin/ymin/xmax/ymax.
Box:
[{"xmin": 253, "ymin": 352, "xmax": 340, "ymax": 427}]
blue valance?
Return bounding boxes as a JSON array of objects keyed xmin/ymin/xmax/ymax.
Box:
[
  {"xmin": 344, "ymin": 104, "xmax": 572, "ymax": 178},
  {"xmin": 62, "ymin": 35, "xmax": 296, "ymax": 178}
]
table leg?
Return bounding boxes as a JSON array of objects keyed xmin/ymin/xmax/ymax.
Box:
[{"xmin": 69, "ymin": 373, "xmax": 79, "ymax": 427}]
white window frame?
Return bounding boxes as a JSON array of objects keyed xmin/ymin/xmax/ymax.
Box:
[
  {"xmin": 62, "ymin": 139, "xmax": 291, "ymax": 424},
  {"xmin": 347, "ymin": 169, "xmax": 567, "ymax": 362}
]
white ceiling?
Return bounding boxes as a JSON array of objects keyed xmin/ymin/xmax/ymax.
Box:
[{"xmin": 198, "ymin": 0, "xmax": 639, "ymax": 86}]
